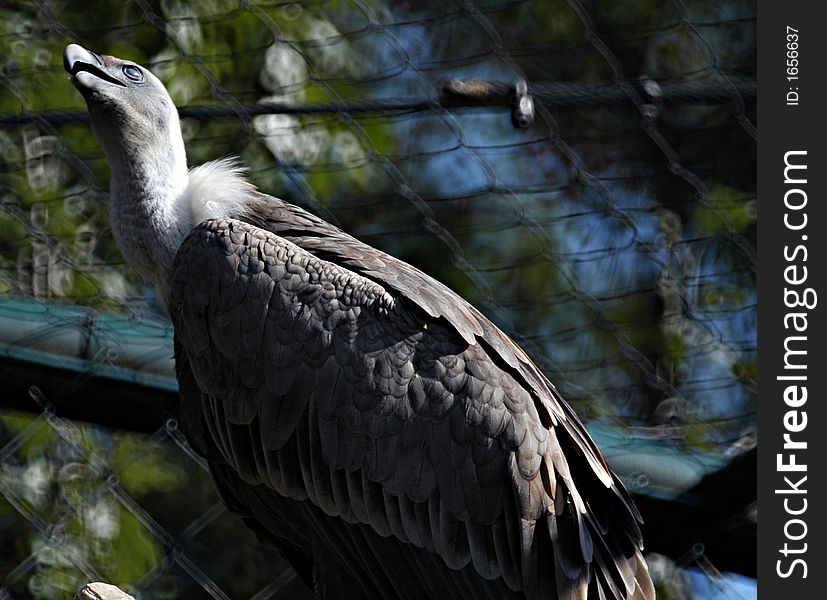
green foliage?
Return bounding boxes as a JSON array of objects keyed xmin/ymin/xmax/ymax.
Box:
[
  {"xmin": 0, "ymin": 412, "xmax": 162, "ymax": 596},
  {"xmin": 0, "ymin": 407, "xmax": 310, "ymax": 599},
  {"xmin": 694, "ymin": 184, "xmax": 756, "ymax": 235},
  {"xmin": 104, "ymin": 510, "xmax": 163, "ymax": 586},
  {"xmin": 112, "ymin": 437, "xmax": 183, "ymax": 496}
]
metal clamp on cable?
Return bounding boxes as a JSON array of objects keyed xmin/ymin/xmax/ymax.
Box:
[
  {"xmin": 439, "ymin": 78, "xmax": 534, "ymax": 128},
  {"xmin": 511, "ymin": 79, "xmax": 534, "ymax": 128},
  {"xmin": 640, "ymin": 78, "xmax": 662, "ymax": 123}
]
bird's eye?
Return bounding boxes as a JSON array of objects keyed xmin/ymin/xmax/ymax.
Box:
[{"xmin": 122, "ymin": 65, "xmax": 144, "ymax": 82}]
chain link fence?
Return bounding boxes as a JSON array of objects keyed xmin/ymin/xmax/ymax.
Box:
[
  {"xmin": 1, "ymin": 0, "xmax": 756, "ymax": 598},
  {"xmin": 0, "ymin": 389, "xmax": 307, "ymax": 599}
]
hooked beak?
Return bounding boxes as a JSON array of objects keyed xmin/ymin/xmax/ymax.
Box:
[{"xmin": 64, "ymin": 44, "xmax": 126, "ymax": 89}]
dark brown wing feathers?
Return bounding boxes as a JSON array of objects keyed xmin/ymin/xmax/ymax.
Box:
[{"xmin": 169, "ymin": 195, "xmax": 653, "ymax": 599}]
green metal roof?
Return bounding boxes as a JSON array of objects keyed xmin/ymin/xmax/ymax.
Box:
[{"xmin": 0, "ymin": 296, "xmax": 177, "ymax": 392}]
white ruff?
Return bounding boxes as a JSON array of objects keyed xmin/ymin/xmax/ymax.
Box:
[{"xmin": 184, "ymin": 158, "xmax": 255, "ymax": 226}]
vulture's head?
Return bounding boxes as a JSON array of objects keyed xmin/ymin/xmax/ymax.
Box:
[{"xmin": 63, "ymin": 44, "xmax": 184, "ymax": 172}]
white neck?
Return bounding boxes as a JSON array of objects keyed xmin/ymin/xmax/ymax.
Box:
[
  {"xmin": 104, "ymin": 119, "xmax": 191, "ymax": 305},
  {"xmin": 101, "ymin": 117, "xmax": 255, "ymax": 308}
]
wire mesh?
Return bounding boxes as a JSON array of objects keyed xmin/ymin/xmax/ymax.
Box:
[
  {"xmin": 0, "ymin": 391, "xmax": 308, "ymax": 599},
  {"xmin": 0, "ymin": 1, "xmax": 756, "ymax": 598}
]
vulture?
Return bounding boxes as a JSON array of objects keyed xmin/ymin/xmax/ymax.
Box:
[{"xmin": 64, "ymin": 44, "xmax": 655, "ymax": 600}]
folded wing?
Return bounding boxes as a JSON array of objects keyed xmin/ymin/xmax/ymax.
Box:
[{"xmin": 169, "ymin": 203, "xmax": 653, "ymax": 600}]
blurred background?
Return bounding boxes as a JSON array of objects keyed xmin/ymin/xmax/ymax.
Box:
[{"xmin": 0, "ymin": 1, "xmax": 755, "ymax": 599}]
